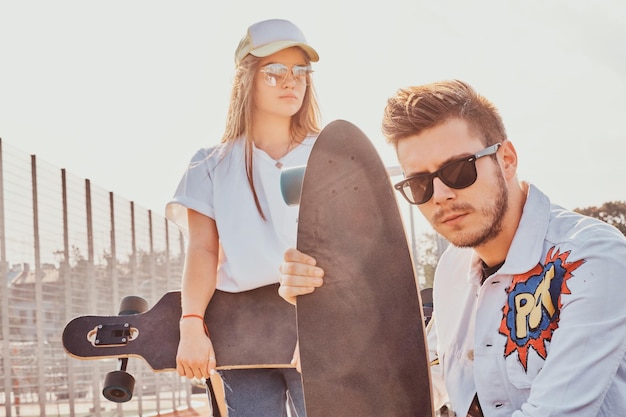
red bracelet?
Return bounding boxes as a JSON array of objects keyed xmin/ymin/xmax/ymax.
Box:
[{"xmin": 181, "ymin": 314, "xmax": 209, "ymax": 337}]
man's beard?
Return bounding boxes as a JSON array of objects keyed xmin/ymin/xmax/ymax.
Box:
[{"xmin": 444, "ymin": 171, "xmax": 509, "ymax": 248}]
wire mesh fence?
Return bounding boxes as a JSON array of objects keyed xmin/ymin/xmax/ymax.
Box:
[{"xmin": 0, "ymin": 139, "xmax": 191, "ymax": 417}]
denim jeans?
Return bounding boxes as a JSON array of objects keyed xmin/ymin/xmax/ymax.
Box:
[{"xmin": 214, "ymin": 368, "xmax": 306, "ymax": 417}]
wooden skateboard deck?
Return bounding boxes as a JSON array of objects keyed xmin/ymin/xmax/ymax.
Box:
[
  {"xmin": 285, "ymin": 120, "xmax": 434, "ymax": 416},
  {"xmin": 63, "ymin": 283, "xmax": 296, "ymax": 370}
]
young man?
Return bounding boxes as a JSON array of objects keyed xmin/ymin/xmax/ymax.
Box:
[{"xmin": 278, "ymin": 80, "xmax": 626, "ymax": 416}]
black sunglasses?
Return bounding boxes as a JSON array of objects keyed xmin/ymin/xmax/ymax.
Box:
[{"xmin": 394, "ymin": 143, "xmax": 501, "ymax": 205}]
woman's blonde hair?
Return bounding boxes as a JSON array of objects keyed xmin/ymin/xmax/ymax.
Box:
[{"xmin": 221, "ymin": 52, "xmax": 321, "ymax": 219}]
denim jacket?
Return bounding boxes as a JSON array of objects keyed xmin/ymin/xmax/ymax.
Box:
[{"xmin": 428, "ymin": 184, "xmax": 626, "ymax": 416}]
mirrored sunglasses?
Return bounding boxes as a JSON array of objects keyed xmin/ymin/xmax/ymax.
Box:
[
  {"xmin": 259, "ymin": 63, "xmax": 313, "ymax": 87},
  {"xmin": 394, "ymin": 143, "xmax": 501, "ymax": 205}
]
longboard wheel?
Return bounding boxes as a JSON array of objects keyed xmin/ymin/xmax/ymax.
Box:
[
  {"xmin": 118, "ymin": 295, "xmax": 149, "ymax": 315},
  {"xmin": 280, "ymin": 165, "xmax": 306, "ymax": 206},
  {"xmin": 103, "ymin": 370, "xmax": 135, "ymax": 403}
]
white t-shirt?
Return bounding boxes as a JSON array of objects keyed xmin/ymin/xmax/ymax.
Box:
[{"xmin": 165, "ymin": 135, "xmax": 316, "ymax": 292}]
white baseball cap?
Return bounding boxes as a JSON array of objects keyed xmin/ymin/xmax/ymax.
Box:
[{"xmin": 235, "ymin": 19, "xmax": 319, "ymax": 65}]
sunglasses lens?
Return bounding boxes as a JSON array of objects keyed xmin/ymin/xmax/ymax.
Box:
[
  {"xmin": 440, "ymin": 158, "xmax": 477, "ymax": 189},
  {"xmin": 396, "ymin": 158, "xmax": 478, "ymax": 204},
  {"xmin": 402, "ymin": 177, "xmax": 431, "ymax": 205},
  {"xmin": 262, "ymin": 64, "xmax": 288, "ymax": 86},
  {"xmin": 292, "ymin": 65, "xmax": 311, "ymax": 81}
]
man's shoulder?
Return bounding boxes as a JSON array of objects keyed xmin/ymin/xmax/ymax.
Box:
[{"xmin": 547, "ymin": 205, "xmax": 625, "ymax": 244}]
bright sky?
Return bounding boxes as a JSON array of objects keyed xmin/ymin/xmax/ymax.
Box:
[{"xmin": 1, "ymin": 1, "xmax": 625, "ymax": 235}]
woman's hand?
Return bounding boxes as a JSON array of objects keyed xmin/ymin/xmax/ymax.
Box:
[
  {"xmin": 279, "ymin": 247, "xmax": 325, "ymax": 305},
  {"xmin": 176, "ymin": 318, "xmax": 216, "ymax": 379}
]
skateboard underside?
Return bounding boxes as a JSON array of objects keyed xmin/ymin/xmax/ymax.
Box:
[{"xmin": 294, "ymin": 120, "xmax": 434, "ymax": 416}]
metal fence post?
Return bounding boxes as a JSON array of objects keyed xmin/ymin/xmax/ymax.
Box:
[{"xmin": 0, "ymin": 140, "xmax": 12, "ymax": 416}]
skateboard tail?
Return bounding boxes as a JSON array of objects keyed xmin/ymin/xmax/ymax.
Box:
[{"xmin": 281, "ymin": 165, "xmax": 306, "ymax": 206}]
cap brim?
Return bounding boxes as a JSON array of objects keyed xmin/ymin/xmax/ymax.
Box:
[{"xmin": 250, "ymin": 41, "xmax": 319, "ymax": 62}]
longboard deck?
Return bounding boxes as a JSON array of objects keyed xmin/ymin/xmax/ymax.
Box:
[
  {"xmin": 294, "ymin": 120, "xmax": 434, "ymax": 416},
  {"xmin": 62, "ymin": 284, "xmax": 296, "ymax": 370}
]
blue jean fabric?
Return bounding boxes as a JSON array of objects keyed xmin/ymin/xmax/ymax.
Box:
[{"xmin": 213, "ymin": 368, "xmax": 305, "ymax": 417}]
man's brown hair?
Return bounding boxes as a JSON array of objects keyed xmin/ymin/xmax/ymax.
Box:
[{"xmin": 382, "ymin": 80, "xmax": 507, "ymax": 148}]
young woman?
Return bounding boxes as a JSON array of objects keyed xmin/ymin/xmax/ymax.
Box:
[{"xmin": 165, "ymin": 19, "xmax": 320, "ymax": 417}]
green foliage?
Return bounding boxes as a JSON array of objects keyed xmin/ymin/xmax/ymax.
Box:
[{"xmin": 574, "ymin": 201, "xmax": 626, "ymax": 236}]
